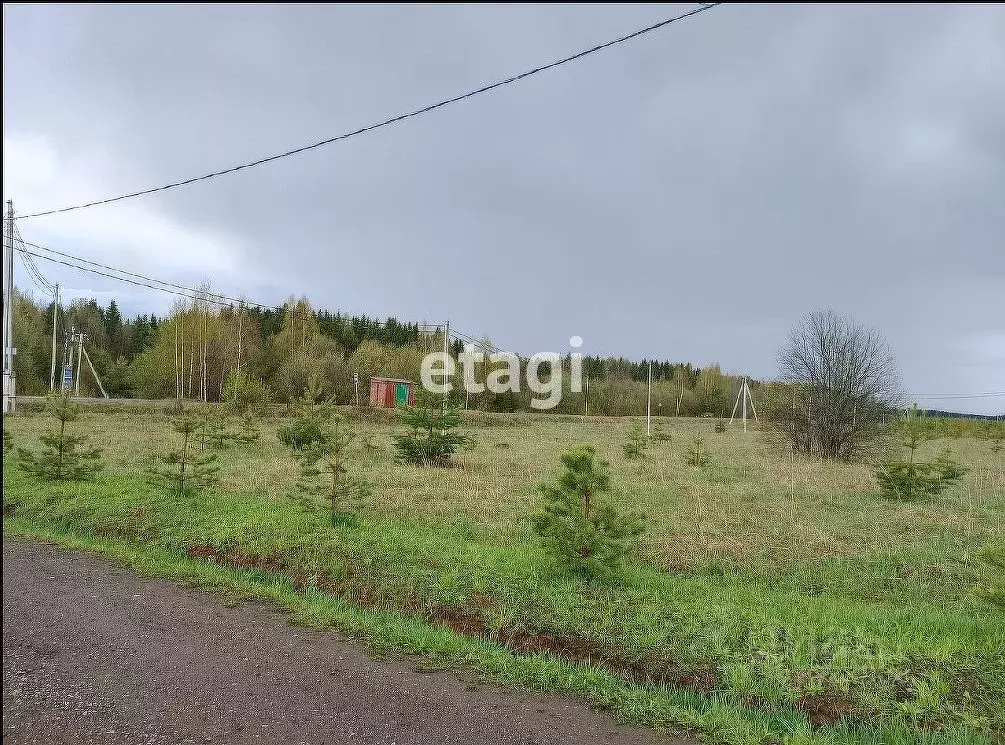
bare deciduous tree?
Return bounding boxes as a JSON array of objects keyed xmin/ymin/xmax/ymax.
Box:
[{"xmin": 775, "ymin": 309, "xmax": 901, "ymax": 460}]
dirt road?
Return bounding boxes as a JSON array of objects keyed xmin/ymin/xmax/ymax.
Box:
[{"xmin": 2, "ymin": 539, "xmax": 679, "ymax": 745}]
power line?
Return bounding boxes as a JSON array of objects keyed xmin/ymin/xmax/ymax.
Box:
[
  {"xmin": 451, "ymin": 328, "xmax": 509, "ymax": 356},
  {"xmin": 13, "ymin": 234, "xmax": 275, "ymax": 310},
  {"xmin": 19, "ymin": 252, "xmax": 54, "ymax": 294},
  {"xmin": 19, "ymin": 3, "xmax": 721, "ymax": 220},
  {"xmin": 14, "ymin": 240, "xmax": 56, "ymax": 295},
  {"xmin": 9, "ymin": 224, "xmax": 57, "ymax": 295},
  {"xmin": 417, "ymin": 323, "xmax": 513, "ymax": 357},
  {"xmin": 906, "ymin": 392, "xmax": 1005, "ymax": 400},
  {"xmin": 17, "ymin": 246, "xmax": 276, "ymax": 309},
  {"xmin": 16, "ymin": 252, "xmax": 55, "ymax": 296},
  {"xmin": 7, "ymin": 241, "xmax": 1003, "ymax": 405},
  {"xmin": 13, "ymin": 239, "xmax": 516, "ymax": 351}
]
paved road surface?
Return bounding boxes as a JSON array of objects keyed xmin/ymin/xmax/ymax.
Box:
[{"xmin": 3, "ymin": 539, "xmax": 683, "ymax": 745}]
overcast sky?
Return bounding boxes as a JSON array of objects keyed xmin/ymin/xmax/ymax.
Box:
[{"xmin": 3, "ymin": 4, "xmax": 1003, "ymax": 413}]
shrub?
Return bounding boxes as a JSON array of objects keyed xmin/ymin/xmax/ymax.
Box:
[
  {"xmin": 622, "ymin": 423, "xmax": 648, "ymax": 460},
  {"xmin": 147, "ymin": 417, "xmax": 220, "ymax": 497},
  {"xmin": 533, "ymin": 444, "xmax": 644, "ymax": 580},
  {"xmin": 17, "ymin": 392, "xmax": 103, "ymax": 482},
  {"xmin": 222, "ymin": 370, "xmax": 273, "ymax": 416},
  {"xmin": 775, "ymin": 310, "xmax": 900, "ymax": 460},
  {"xmin": 685, "ymin": 435, "xmax": 710, "ymax": 467},
  {"xmin": 974, "ymin": 545, "xmax": 1004, "ymax": 609},
  {"xmin": 393, "ymin": 390, "xmax": 473, "ymax": 467}
]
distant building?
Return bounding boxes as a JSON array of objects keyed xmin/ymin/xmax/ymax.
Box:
[{"xmin": 369, "ymin": 377, "xmax": 415, "ymax": 408}]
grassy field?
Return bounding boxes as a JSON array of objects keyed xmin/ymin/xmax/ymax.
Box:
[{"xmin": 3, "ymin": 406, "xmax": 1003, "ymax": 745}]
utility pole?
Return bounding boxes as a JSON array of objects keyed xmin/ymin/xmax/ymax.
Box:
[
  {"xmin": 174, "ymin": 316, "xmax": 180, "ymax": 400},
  {"xmin": 79, "ymin": 343, "xmax": 109, "ymax": 399},
  {"xmin": 236, "ymin": 304, "xmax": 243, "ymax": 375},
  {"xmin": 646, "ymin": 360, "xmax": 652, "ymax": 436},
  {"xmin": 49, "ymin": 285, "xmax": 59, "ymax": 391},
  {"xmin": 3, "ymin": 200, "xmax": 16, "ymax": 413},
  {"xmin": 62, "ymin": 327, "xmax": 74, "ymax": 391},
  {"xmin": 742, "ymin": 376, "xmax": 747, "ymax": 433},
  {"xmin": 202, "ymin": 307, "xmax": 208, "ymax": 402},
  {"xmin": 443, "ymin": 321, "xmax": 449, "ymax": 413},
  {"xmin": 729, "ymin": 377, "xmax": 759, "ymax": 433},
  {"xmin": 74, "ymin": 331, "xmax": 84, "ymax": 396}
]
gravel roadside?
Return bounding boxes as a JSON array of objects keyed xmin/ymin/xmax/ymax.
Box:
[{"xmin": 2, "ymin": 538, "xmax": 687, "ymax": 745}]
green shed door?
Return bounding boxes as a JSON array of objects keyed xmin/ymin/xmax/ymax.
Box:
[{"xmin": 395, "ymin": 383, "xmax": 409, "ymax": 405}]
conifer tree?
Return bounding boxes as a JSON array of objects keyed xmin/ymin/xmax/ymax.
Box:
[
  {"xmin": 293, "ymin": 414, "xmax": 370, "ymax": 527},
  {"xmin": 17, "ymin": 392, "xmax": 103, "ymax": 481},
  {"xmin": 533, "ymin": 445, "xmax": 644, "ymax": 579},
  {"xmin": 148, "ymin": 417, "xmax": 220, "ymax": 497},
  {"xmin": 622, "ymin": 423, "xmax": 648, "ymax": 460},
  {"xmin": 393, "ymin": 389, "xmax": 473, "ymax": 467},
  {"xmin": 650, "ymin": 422, "xmax": 671, "ymax": 443},
  {"xmin": 278, "ymin": 386, "xmax": 336, "ymax": 452},
  {"xmin": 875, "ymin": 409, "xmax": 966, "ymax": 500},
  {"xmin": 685, "ymin": 435, "xmax": 710, "ymax": 467}
]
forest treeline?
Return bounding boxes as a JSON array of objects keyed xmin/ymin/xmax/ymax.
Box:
[{"xmin": 10, "ymin": 289, "xmax": 756, "ymax": 416}]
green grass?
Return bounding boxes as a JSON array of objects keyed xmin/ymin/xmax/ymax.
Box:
[{"xmin": 3, "ymin": 407, "xmax": 1003, "ymax": 745}]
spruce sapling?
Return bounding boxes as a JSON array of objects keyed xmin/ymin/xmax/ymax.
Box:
[
  {"xmin": 148, "ymin": 416, "xmax": 220, "ymax": 497},
  {"xmin": 17, "ymin": 392, "xmax": 103, "ymax": 482}
]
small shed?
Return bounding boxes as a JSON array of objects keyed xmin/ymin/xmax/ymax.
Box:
[{"xmin": 369, "ymin": 377, "xmax": 415, "ymax": 408}]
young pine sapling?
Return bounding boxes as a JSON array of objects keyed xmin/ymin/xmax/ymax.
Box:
[
  {"xmin": 533, "ymin": 444, "xmax": 644, "ymax": 580},
  {"xmin": 650, "ymin": 422, "xmax": 672, "ymax": 443}
]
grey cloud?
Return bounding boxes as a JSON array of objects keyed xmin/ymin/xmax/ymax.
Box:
[{"xmin": 3, "ymin": 3, "xmax": 1003, "ymax": 412}]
